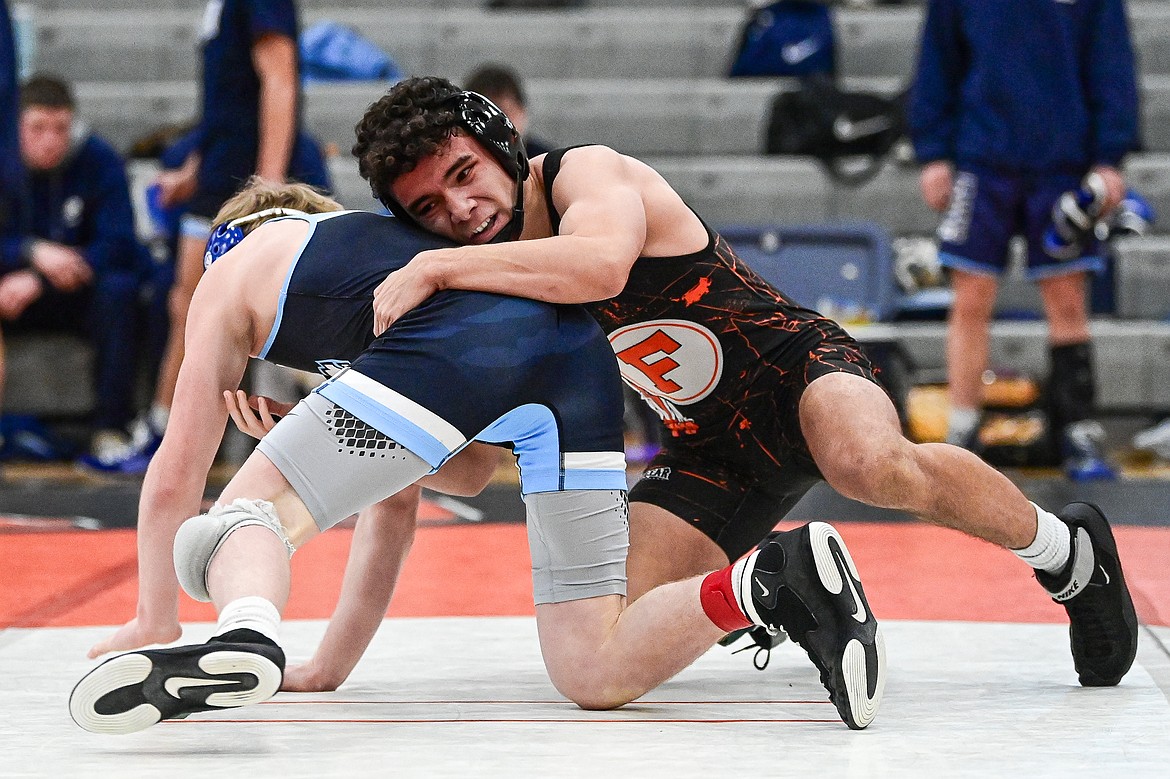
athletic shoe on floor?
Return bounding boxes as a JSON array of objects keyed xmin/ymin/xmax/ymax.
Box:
[
  {"xmin": 1035, "ymin": 502, "xmax": 1138, "ymax": 687},
  {"xmin": 76, "ymin": 418, "xmax": 163, "ymax": 475},
  {"xmin": 69, "ymin": 628, "xmax": 284, "ymax": 735},
  {"xmin": 1133, "ymin": 418, "xmax": 1170, "ymax": 462},
  {"xmin": 734, "ymin": 522, "xmax": 885, "ymax": 729},
  {"xmin": 1062, "ymin": 420, "xmax": 1118, "ymax": 482}
]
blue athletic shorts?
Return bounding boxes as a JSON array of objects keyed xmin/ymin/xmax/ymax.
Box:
[{"xmin": 936, "ymin": 167, "xmax": 1105, "ymax": 281}]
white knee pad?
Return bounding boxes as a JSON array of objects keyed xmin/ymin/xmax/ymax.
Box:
[{"xmin": 173, "ymin": 498, "xmax": 296, "ymax": 602}]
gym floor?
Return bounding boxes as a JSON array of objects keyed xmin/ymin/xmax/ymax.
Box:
[{"xmin": 2, "ymin": 464, "xmax": 1168, "ymax": 777}]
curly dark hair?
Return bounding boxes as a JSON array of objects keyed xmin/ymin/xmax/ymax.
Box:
[{"xmin": 353, "ymin": 76, "xmax": 464, "ymax": 207}]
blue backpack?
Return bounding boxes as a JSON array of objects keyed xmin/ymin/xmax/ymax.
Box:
[
  {"xmin": 728, "ymin": 1, "xmax": 836, "ymax": 78},
  {"xmin": 299, "ymin": 21, "xmax": 402, "ymax": 82}
]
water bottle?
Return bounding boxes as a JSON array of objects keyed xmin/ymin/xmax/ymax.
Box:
[{"xmin": 1043, "ymin": 171, "xmax": 1108, "ymax": 260}]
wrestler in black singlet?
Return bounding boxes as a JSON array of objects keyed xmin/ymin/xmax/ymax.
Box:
[{"xmin": 542, "ymin": 147, "xmax": 884, "ymax": 559}]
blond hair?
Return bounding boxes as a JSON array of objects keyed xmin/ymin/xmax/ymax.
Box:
[{"xmin": 211, "ymin": 177, "xmax": 344, "ymax": 235}]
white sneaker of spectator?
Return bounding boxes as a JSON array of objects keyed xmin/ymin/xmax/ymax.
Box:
[{"xmin": 1132, "ymin": 419, "xmax": 1170, "ymax": 462}]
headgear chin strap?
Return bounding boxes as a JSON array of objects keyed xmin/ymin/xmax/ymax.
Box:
[
  {"xmin": 204, "ymin": 207, "xmax": 306, "ymax": 269},
  {"xmin": 490, "ymin": 171, "xmax": 526, "ymax": 244},
  {"xmin": 385, "ymin": 90, "xmax": 530, "ymax": 240}
]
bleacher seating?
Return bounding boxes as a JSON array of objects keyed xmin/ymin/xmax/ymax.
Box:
[
  {"xmin": 722, "ymin": 222, "xmax": 899, "ymax": 322},
  {"xmin": 850, "ymin": 320, "xmax": 1170, "ymax": 412},
  {"xmin": 32, "ymin": 3, "xmax": 1170, "ymax": 84},
  {"xmin": 70, "ymin": 74, "xmax": 1170, "ymax": 161},
  {"xmin": 10, "ymin": 0, "xmax": 1170, "ymax": 417}
]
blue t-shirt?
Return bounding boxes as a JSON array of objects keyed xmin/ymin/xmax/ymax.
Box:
[{"xmin": 196, "ymin": 0, "xmax": 301, "ymax": 196}]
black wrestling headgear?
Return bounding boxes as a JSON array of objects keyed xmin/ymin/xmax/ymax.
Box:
[{"xmin": 386, "ymin": 90, "xmax": 529, "ymax": 242}]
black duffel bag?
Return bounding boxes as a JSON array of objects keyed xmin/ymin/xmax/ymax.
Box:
[{"xmin": 765, "ymin": 75, "xmax": 907, "ymax": 184}]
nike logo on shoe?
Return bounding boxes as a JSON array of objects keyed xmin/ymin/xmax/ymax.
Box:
[
  {"xmin": 754, "ymin": 577, "xmax": 770, "ymax": 599},
  {"xmin": 164, "ymin": 676, "xmax": 243, "ymax": 699},
  {"xmin": 843, "ymin": 567, "xmax": 868, "ymax": 623},
  {"xmin": 1049, "ymin": 527, "xmax": 1096, "ymax": 602}
]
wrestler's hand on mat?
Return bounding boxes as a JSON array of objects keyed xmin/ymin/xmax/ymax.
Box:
[
  {"xmin": 280, "ymin": 660, "xmax": 342, "ymax": 693},
  {"xmin": 372, "ymin": 253, "xmax": 441, "ymax": 336},
  {"xmin": 224, "ymin": 390, "xmax": 294, "ymax": 439},
  {"xmin": 87, "ymin": 617, "xmax": 183, "ymax": 659}
]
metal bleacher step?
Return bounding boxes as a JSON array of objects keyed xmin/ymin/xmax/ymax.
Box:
[
  {"xmin": 317, "ymin": 151, "xmax": 1170, "ymax": 238},
  {"xmin": 74, "ymin": 73, "xmax": 1170, "ymax": 165},
  {"xmin": 849, "ymin": 319, "xmax": 1170, "ymax": 413},
  {"xmin": 1114, "ymin": 235, "xmax": 1170, "ymax": 320},
  {"xmin": 32, "ymin": 2, "xmax": 1170, "ymax": 86}
]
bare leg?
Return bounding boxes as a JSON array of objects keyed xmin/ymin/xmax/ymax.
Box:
[
  {"xmin": 535, "ymin": 581, "xmax": 725, "ymax": 710},
  {"xmin": 1038, "ymin": 271, "xmax": 1090, "ymax": 346},
  {"xmin": 626, "ymin": 501, "xmax": 728, "ymax": 600},
  {"xmin": 207, "ymin": 450, "xmax": 321, "ymax": 610},
  {"xmin": 945, "ymin": 269, "xmax": 998, "ymax": 419},
  {"xmin": 800, "ymin": 372, "xmax": 1036, "ymax": 549}
]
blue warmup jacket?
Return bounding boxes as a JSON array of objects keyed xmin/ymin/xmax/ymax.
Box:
[
  {"xmin": 0, "ymin": 131, "xmax": 140, "ymax": 275},
  {"xmin": 908, "ymin": 0, "xmax": 1139, "ymax": 174}
]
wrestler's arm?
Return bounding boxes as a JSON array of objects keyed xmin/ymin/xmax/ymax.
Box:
[
  {"xmin": 372, "ymin": 147, "xmax": 647, "ymax": 334},
  {"xmin": 88, "ymin": 267, "xmax": 253, "ymax": 658},
  {"xmin": 281, "ymin": 442, "xmax": 502, "ymax": 691}
]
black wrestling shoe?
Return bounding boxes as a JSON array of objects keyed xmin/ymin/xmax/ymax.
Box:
[
  {"xmin": 1035, "ymin": 502, "xmax": 1138, "ymax": 686},
  {"xmin": 69, "ymin": 628, "xmax": 284, "ymax": 735},
  {"xmin": 718, "ymin": 625, "xmax": 788, "ymax": 670},
  {"xmin": 734, "ymin": 522, "xmax": 885, "ymax": 729}
]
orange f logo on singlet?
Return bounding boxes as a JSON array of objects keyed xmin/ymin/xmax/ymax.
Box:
[{"xmin": 615, "ymin": 330, "xmax": 683, "ymax": 393}]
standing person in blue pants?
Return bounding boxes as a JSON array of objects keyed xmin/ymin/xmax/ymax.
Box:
[
  {"xmin": 908, "ymin": 0, "xmax": 1140, "ymax": 481},
  {"xmin": 100, "ymin": 0, "xmax": 328, "ymax": 472}
]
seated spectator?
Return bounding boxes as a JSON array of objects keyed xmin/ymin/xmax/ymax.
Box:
[
  {"xmin": 0, "ymin": 74, "xmax": 142, "ymax": 463},
  {"xmin": 464, "ymin": 63, "xmax": 553, "ymax": 157}
]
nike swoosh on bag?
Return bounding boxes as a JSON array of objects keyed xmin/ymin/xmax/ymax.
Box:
[
  {"xmin": 164, "ymin": 676, "xmax": 243, "ymax": 699},
  {"xmin": 781, "ymin": 37, "xmax": 821, "ymax": 65},
  {"xmin": 833, "ymin": 115, "xmax": 895, "ymax": 143}
]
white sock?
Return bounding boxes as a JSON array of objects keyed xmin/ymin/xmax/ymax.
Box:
[
  {"xmin": 946, "ymin": 406, "xmax": 980, "ymax": 446},
  {"xmin": 215, "ymin": 596, "xmax": 281, "ymax": 644},
  {"xmin": 1012, "ymin": 503, "xmax": 1072, "ymax": 574}
]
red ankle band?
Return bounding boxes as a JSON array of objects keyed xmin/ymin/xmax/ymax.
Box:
[{"xmin": 700, "ymin": 566, "xmax": 752, "ymax": 632}]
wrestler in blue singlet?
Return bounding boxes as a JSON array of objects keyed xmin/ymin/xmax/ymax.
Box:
[{"xmin": 257, "ymin": 210, "xmax": 627, "ymax": 496}]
